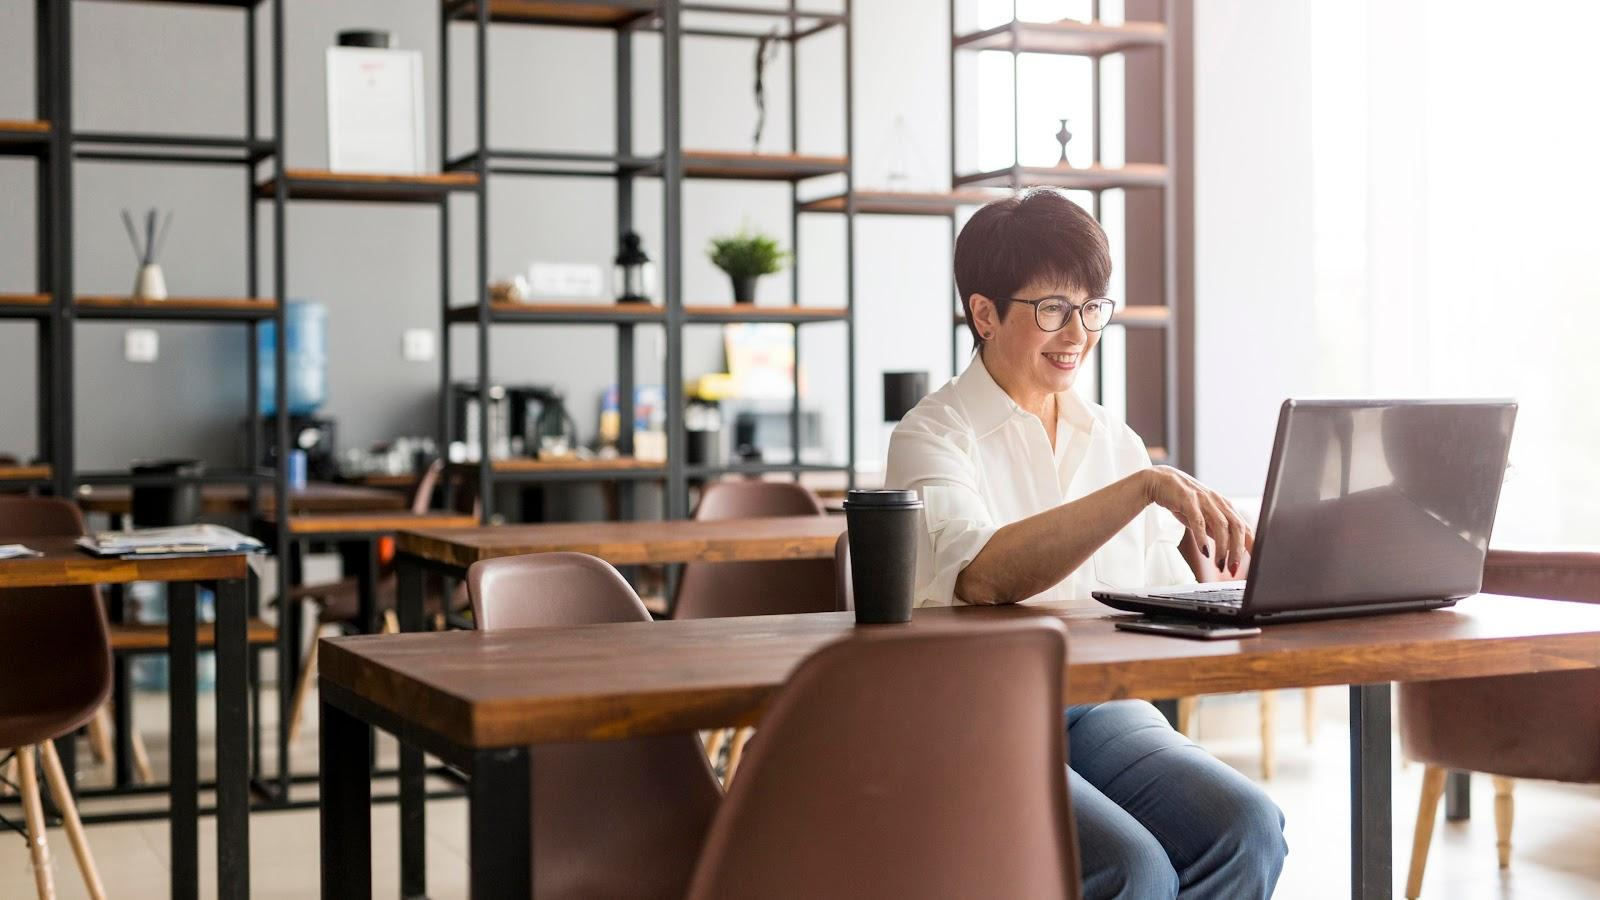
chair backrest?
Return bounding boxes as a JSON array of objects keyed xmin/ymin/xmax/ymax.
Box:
[
  {"xmin": 673, "ymin": 481, "xmax": 840, "ymax": 619},
  {"xmin": 408, "ymin": 459, "xmax": 446, "ymax": 515},
  {"xmin": 0, "ymin": 496, "xmax": 114, "ymax": 750},
  {"xmin": 466, "ymin": 552, "xmax": 722, "ymax": 899},
  {"xmin": 686, "ymin": 617, "xmax": 1080, "ymax": 900},
  {"xmin": 1482, "ymin": 549, "xmax": 1600, "ymax": 604}
]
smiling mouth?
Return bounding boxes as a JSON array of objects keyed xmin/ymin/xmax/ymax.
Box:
[{"xmin": 1043, "ymin": 352, "xmax": 1081, "ymax": 370}]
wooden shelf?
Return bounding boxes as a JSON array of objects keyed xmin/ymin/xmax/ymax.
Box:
[
  {"xmin": 955, "ymin": 162, "xmax": 1169, "ymax": 191},
  {"xmin": 954, "ymin": 18, "xmax": 1166, "ymax": 56},
  {"xmin": 451, "ymin": 0, "xmax": 657, "ymax": 26},
  {"xmin": 74, "ymin": 296, "xmax": 277, "ymax": 322},
  {"xmin": 453, "ymin": 457, "xmax": 667, "ymax": 482},
  {"xmin": 0, "ymin": 465, "xmax": 51, "ymax": 482},
  {"xmin": 259, "ymin": 169, "xmax": 480, "ymax": 203},
  {"xmin": 109, "ymin": 618, "xmax": 277, "ymax": 653},
  {"xmin": 663, "ymin": 151, "xmax": 849, "ymax": 181},
  {"xmin": 955, "ymin": 304, "xmax": 1170, "ymax": 329},
  {"xmin": 448, "ymin": 302, "xmax": 666, "ymax": 325},
  {"xmin": 684, "ymin": 304, "xmax": 848, "ymax": 324},
  {"xmin": 798, "ymin": 189, "xmax": 1000, "ymax": 216},
  {"xmin": 0, "ymin": 293, "xmax": 51, "ymax": 319},
  {"xmin": 0, "ymin": 119, "xmax": 50, "ymax": 156}
]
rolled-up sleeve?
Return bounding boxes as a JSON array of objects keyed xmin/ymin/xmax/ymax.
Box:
[{"xmin": 885, "ymin": 423, "xmax": 1000, "ymax": 607}]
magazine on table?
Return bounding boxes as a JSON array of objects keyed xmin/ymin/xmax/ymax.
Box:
[{"xmin": 77, "ymin": 524, "xmax": 264, "ymax": 558}]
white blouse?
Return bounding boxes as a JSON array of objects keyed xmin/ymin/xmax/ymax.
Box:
[{"xmin": 884, "ymin": 354, "xmax": 1193, "ymax": 608}]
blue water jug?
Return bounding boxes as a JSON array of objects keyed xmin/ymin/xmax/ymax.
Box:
[{"xmin": 258, "ymin": 301, "xmax": 328, "ymax": 415}]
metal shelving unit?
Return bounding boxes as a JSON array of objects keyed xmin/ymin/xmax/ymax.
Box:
[
  {"xmin": 441, "ymin": 0, "xmax": 857, "ymax": 522},
  {"xmin": 949, "ymin": 0, "xmax": 1181, "ymax": 466},
  {"xmin": 21, "ymin": 0, "xmax": 296, "ymax": 809}
]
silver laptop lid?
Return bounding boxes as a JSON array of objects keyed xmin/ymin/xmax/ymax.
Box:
[{"xmin": 1244, "ymin": 399, "xmax": 1517, "ymax": 616}]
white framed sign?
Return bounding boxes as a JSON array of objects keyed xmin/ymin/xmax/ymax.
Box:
[{"xmin": 326, "ymin": 46, "xmax": 425, "ymax": 175}]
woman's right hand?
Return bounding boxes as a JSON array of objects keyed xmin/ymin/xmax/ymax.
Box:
[{"xmin": 1141, "ymin": 466, "xmax": 1253, "ymax": 577}]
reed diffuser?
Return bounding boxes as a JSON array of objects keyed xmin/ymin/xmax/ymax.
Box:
[{"xmin": 122, "ymin": 208, "xmax": 172, "ymax": 301}]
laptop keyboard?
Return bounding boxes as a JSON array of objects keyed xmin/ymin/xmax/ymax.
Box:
[{"xmin": 1148, "ymin": 586, "xmax": 1246, "ymax": 606}]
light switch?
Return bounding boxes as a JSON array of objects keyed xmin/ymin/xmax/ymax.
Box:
[
  {"xmin": 402, "ymin": 328, "xmax": 436, "ymax": 362},
  {"xmin": 124, "ymin": 329, "xmax": 159, "ymax": 363}
]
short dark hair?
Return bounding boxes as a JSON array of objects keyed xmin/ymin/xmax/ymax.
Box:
[{"xmin": 953, "ymin": 189, "xmax": 1111, "ymax": 348}]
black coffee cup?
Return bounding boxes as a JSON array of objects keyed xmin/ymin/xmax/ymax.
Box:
[{"xmin": 843, "ymin": 489, "xmax": 923, "ymax": 624}]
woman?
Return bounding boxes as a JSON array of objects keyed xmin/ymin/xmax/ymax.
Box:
[{"xmin": 886, "ymin": 190, "xmax": 1287, "ymax": 899}]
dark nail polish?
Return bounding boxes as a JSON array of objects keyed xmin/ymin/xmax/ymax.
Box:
[{"xmin": 1201, "ymin": 544, "xmax": 1210, "ymax": 558}]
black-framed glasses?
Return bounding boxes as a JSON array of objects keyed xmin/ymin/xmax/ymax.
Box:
[{"xmin": 1002, "ymin": 296, "xmax": 1117, "ymax": 333}]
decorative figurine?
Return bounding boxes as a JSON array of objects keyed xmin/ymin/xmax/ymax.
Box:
[{"xmin": 1055, "ymin": 118, "xmax": 1075, "ymax": 168}]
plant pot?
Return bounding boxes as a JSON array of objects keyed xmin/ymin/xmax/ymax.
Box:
[{"xmin": 730, "ymin": 274, "xmax": 757, "ymax": 304}]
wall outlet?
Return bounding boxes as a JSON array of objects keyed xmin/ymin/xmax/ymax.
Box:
[
  {"xmin": 124, "ymin": 329, "xmax": 159, "ymax": 363},
  {"xmin": 402, "ymin": 328, "xmax": 436, "ymax": 362}
]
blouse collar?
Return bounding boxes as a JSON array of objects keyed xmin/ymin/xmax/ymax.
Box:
[{"xmin": 954, "ymin": 352, "xmax": 1099, "ymax": 441}]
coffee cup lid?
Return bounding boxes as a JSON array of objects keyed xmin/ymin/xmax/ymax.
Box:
[{"xmin": 843, "ymin": 489, "xmax": 922, "ymax": 509}]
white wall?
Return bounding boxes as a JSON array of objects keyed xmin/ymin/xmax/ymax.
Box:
[{"xmin": 1191, "ymin": 0, "xmax": 1318, "ymax": 495}]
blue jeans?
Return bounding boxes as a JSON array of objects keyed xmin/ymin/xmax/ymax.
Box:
[{"xmin": 1067, "ymin": 701, "xmax": 1288, "ymax": 899}]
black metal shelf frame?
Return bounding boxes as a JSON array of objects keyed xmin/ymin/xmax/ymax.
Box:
[{"xmin": 441, "ymin": 0, "xmax": 857, "ymax": 524}]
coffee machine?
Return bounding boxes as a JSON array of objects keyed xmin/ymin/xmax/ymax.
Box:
[{"xmin": 451, "ymin": 383, "xmax": 578, "ymax": 460}]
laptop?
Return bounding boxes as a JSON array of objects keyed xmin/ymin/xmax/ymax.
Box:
[{"xmin": 1093, "ymin": 399, "xmax": 1517, "ymax": 625}]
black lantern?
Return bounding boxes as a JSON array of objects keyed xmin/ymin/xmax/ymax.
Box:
[{"xmin": 613, "ymin": 231, "xmax": 656, "ymax": 304}]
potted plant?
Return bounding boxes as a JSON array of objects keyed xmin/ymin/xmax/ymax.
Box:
[{"xmin": 707, "ymin": 229, "xmax": 789, "ymax": 303}]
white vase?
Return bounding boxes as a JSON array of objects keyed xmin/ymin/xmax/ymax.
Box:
[{"xmin": 133, "ymin": 263, "xmax": 167, "ymax": 301}]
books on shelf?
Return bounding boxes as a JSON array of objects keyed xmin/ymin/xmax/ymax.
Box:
[
  {"xmin": 0, "ymin": 544, "xmax": 43, "ymax": 560},
  {"xmin": 78, "ymin": 524, "xmax": 264, "ymax": 558}
]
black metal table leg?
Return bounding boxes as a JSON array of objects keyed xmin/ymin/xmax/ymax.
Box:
[
  {"xmin": 1152, "ymin": 698, "xmax": 1180, "ymax": 729},
  {"xmin": 169, "ymin": 581, "xmax": 199, "ymax": 900},
  {"xmin": 1350, "ymin": 683, "xmax": 1393, "ymax": 899},
  {"xmin": 469, "ymin": 747, "xmax": 531, "ymax": 900},
  {"xmin": 214, "ymin": 577, "xmax": 250, "ymax": 899},
  {"xmin": 320, "ymin": 695, "xmax": 372, "ymax": 899},
  {"xmin": 1445, "ymin": 770, "xmax": 1471, "ymax": 821},
  {"xmin": 397, "ymin": 553, "xmax": 428, "ymax": 899},
  {"xmin": 247, "ymin": 566, "xmax": 263, "ymax": 781},
  {"xmin": 109, "ymin": 583, "xmax": 136, "ymax": 787},
  {"xmin": 355, "ymin": 537, "xmax": 380, "ymax": 636}
]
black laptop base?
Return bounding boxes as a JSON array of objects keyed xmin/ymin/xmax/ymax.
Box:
[{"xmin": 1092, "ymin": 591, "xmax": 1459, "ymax": 626}]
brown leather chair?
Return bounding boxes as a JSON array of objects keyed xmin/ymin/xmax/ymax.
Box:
[
  {"xmin": 467, "ymin": 552, "xmax": 722, "ymax": 899},
  {"xmin": 671, "ymin": 481, "xmax": 841, "ymax": 619},
  {"xmin": 0, "ymin": 496, "xmax": 109, "ymax": 899},
  {"xmin": 686, "ymin": 616, "xmax": 1079, "ymax": 900},
  {"xmin": 1401, "ymin": 548, "xmax": 1600, "ymax": 898}
]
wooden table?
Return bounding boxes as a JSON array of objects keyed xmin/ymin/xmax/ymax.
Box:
[
  {"xmin": 318, "ymin": 594, "xmax": 1600, "ymax": 899},
  {"xmin": 381, "ymin": 514, "xmax": 844, "ymax": 895},
  {"xmin": 397, "ymin": 515, "xmax": 845, "ymax": 572},
  {"xmin": 76, "ymin": 481, "xmax": 407, "ymax": 517},
  {"xmin": 265, "ymin": 511, "xmax": 478, "ymax": 634},
  {"xmin": 0, "ymin": 537, "xmax": 252, "ymax": 900}
]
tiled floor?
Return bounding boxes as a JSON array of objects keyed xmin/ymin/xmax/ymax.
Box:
[{"xmin": 3, "ymin": 686, "xmax": 1598, "ymax": 898}]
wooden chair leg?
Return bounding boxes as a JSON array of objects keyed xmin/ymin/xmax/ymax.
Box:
[
  {"xmin": 1176, "ymin": 697, "xmax": 1197, "ymax": 736},
  {"xmin": 286, "ymin": 628, "xmax": 320, "ymax": 747},
  {"xmin": 1493, "ymin": 776, "xmax": 1514, "ymax": 869},
  {"xmin": 86, "ymin": 707, "xmax": 113, "ymax": 765},
  {"xmin": 382, "ymin": 610, "xmax": 400, "ymax": 635},
  {"xmin": 1259, "ymin": 691, "xmax": 1277, "ymax": 780},
  {"xmin": 129, "ymin": 727, "xmax": 154, "ymax": 784},
  {"xmin": 725, "ymin": 727, "xmax": 756, "ymax": 787},
  {"xmin": 17, "ymin": 745, "xmax": 56, "ymax": 900},
  {"xmin": 704, "ymin": 728, "xmax": 731, "ymax": 769},
  {"xmin": 39, "ymin": 740, "xmax": 107, "ymax": 900},
  {"xmin": 1303, "ymin": 688, "xmax": 1317, "ymax": 744},
  {"xmin": 1406, "ymin": 764, "xmax": 1448, "ymax": 899}
]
